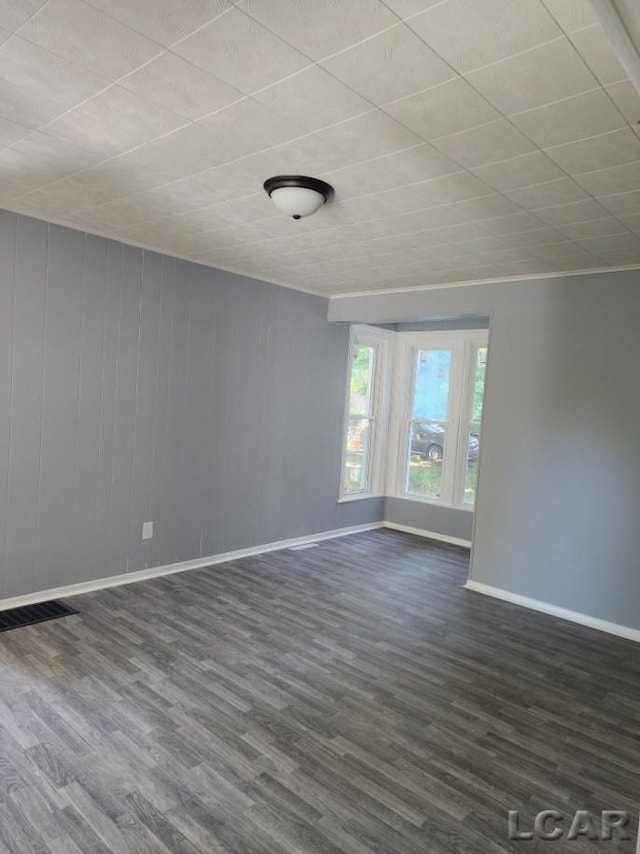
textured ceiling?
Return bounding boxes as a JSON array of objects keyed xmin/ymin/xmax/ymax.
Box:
[{"xmin": 1, "ymin": 0, "xmax": 640, "ymax": 295}]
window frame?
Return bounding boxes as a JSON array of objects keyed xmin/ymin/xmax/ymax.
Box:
[
  {"xmin": 338, "ymin": 324, "xmax": 393, "ymax": 502},
  {"xmin": 386, "ymin": 329, "xmax": 488, "ymax": 510}
]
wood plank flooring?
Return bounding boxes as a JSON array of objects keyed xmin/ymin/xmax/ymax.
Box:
[{"xmin": 0, "ymin": 529, "xmax": 638, "ymax": 853}]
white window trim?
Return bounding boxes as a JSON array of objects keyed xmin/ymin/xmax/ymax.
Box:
[
  {"xmin": 385, "ymin": 329, "xmax": 488, "ymax": 510},
  {"xmin": 338, "ymin": 324, "xmax": 394, "ymax": 501}
]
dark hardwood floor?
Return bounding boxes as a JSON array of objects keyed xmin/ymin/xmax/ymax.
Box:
[{"xmin": 0, "ymin": 530, "xmax": 638, "ymax": 853}]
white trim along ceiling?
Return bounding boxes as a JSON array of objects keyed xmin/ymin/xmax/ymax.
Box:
[{"xmin": 1, "ymin": 0, "xmax": 640, "ymax": 296}]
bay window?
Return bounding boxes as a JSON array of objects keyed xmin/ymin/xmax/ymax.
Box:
[
  {"xmin": 387, "ymin": 330, "xmax": 488, "ymax": 509},
  {"xmin": 340, "ymin": 325, "xmax": 392, "ymax": 499}
]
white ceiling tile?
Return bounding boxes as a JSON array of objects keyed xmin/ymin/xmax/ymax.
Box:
[
  {"xmin": 120, "ymin": 53, "xmax": 242, "ymax": 120},
  {"xmin": 252, "ymin": 66, "xmax": 370, "ymax": 133},
  {"xmin": 440, "ymin": 194, "xmax": 524, "ymax": 222},
  {"xmin": 534, "ymin": 198, "xmax": 611, "ymax": 225},
  {"xmin": 9, "ymin": 175, "xmax": 115, "ymax": 216},
  {"xmin": 20, "ymin": 0, "xmax": 163, "ymax": 79},
  {"xmin": 44, "ymin": 85, "xmax": 187, "ymax": 155},
  {"xmin": 466, "ymin": 38, "xmax": 598, "ymax": 115},
  {"xmin": 593, "ymin": 247, "xmax": 640, "ymax": 264},
  {"xmin": 386, "ymin": 206, "xmax": 464, "ymax": 231},
  {"xmin": 0, "ymin": 176, "xmax": 40, "ymax": 202},
  {"xmin": 569, "ymin": 24, "xmax": 628, "ymax": 86},
  {"xmin": 65, "ymin": 197, "xmax": 156, "ymax": 229},
  {"xmin": 384, "ymin": 77, "xmax": 500, "ymax": 140},
  {"xmin": 240, "ymin": 0, "xmax": 398, "ymax": 61},
  {"xmin": 527, "ymin": 240, "xmax": 597, "ymax": 262},
  {"xmin": 0, "ymin": 0, "xmax": 49, "ymax": 30},
  {"xmin": 0, "ymin": 36, "xmax": 109, "ymax": 109},
  {"xmin": 460, "ymin": 234, "xmax": 512, "ymax": 253},
  {"xmin": 118, "ymin": 181, "xmax": 234, "ymax": 218},
  {"xmin": 0, "ymin": 117, "xmax": 34, "ymax": 146},
  {"xmin": 573, "ymin": 160, "xmax": 640, "ymax": 195},
  {"xmin": 470, "ymin": 151, "xmax": 565, "ymax": 191},
  {"xmin": 506, "ymin": 177, "xmax": 588, "ymax": 210},
  {"xmin": 575, "ymin": 233, "xmax": 640, "ymax": 254},
  {"xmin": 240, "ymin": 134, "xmax": 356, "ymax": 181},
  {"xmin": 324, "ymin": 144, "xmax": 458, "ymax": 198},
  {"xmin": 510, "ymin": 89, "xmax": 626, "ymax": 147},
  {"xmin": 83, "ymin": 0, "xmax": 231, "ymax": 47},
  {"xmin": 476, "ymin": 211, "xmax": 546, "ymax": 234},
  {"xmin": 540, "ymin": 0, "xmax": 599, "ymax": 33},
  {"xmin": 153, "ymin": 196, "xmax": 270, "ymax": 235},
  {"xmin": 0, "ymin": 151, "xmax": 53, "ymax": 195},
  {"xmin": 618, "ymin": 213, "xmax": 640, "ymax": 232},
  {"xmin": 605, "ymin": 80, "xmax": 640, "ymax": 133},
  {"xmin": 407, "ymin": 0, "xmax": 561, "ymax": 73},
  {"xmin": 597, "ymin": 189, "xmax": 640, "ymax": 216},
  {"xmin": 316, "ymin": 110, "xmax": 423, "ymax": 160},
  {"xmin": 431, "ymin": 119, "xmax": 535, "ymax": 168},
  {"xmin": 333, "ymin": 191, "xmax": 423, "ymax": 223},
  {"xmin": 410, "ymin": 171, "xmax": 494, "ymax": 204},
  {"xmin": 498, "ymin": 226, "xmax": 567, "ymax": 246},
  {"xmin": 104, "ymin": 129, "xmax": 224, "ymax": 186},
  {"xmin": 429, "ymin": 221, "xmax": 494, "ymax": 242},
  {"xmin": 173, "ymin": 8, "xmax": 310, "ymax": 93},
  {"xmin": 321, "ymin": 24, "xmax": 455, "ymax": 104},
  {"xmin": 545, "ymin": 129, "xmax": 640, "ymax": 174},
  {"xmin": 557, "ymin": 217, "xmax": 630, "ymax": 240},
  {"xmin": 196, "ymin": 98, "xmax": 308, "ymax": 161},
  {"xmin": 369, "ymin": 0, "xmax": 444, "ymax": 19},
  {"xmin": 4, "ymin": 132, "xmax": 101, "ymax": 183},
  {"xmin": 0, "ymin": 77, "xmax": 65, "ymax": 127}
]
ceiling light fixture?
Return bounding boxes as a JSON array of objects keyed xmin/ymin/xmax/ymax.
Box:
[
  {"xmin": 589, "ymin": 0, "xmax": 640, "ymax": 93},
  {"xmin": 263, "ymin": 175, "xmax": 334, "ymax": 220}
]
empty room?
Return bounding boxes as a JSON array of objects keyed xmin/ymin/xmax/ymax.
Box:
[{"xmin": 0, "ymin": 0, "xmax": 639, "ymax": 851}]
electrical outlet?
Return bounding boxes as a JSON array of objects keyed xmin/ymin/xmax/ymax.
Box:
[{"xmin": 142, "ymin": 521, "xmax": 154, "ymax": 541}]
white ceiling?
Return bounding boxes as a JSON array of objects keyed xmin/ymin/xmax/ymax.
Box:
[{"xmin": 1, "ymin": 0, "xmax": 640, "ymax": 295}]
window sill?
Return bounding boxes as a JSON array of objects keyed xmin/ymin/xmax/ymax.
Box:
[
  {"xmin": 338, "ymin": 493, "xmax": 384, "ymax": 504},
  {"xmin": 392, "ymin": 494, "xmax": 475, "ymax": 512}
]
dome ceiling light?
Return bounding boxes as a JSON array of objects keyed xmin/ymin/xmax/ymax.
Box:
[{"xmin": 263, "ymin": 175, "xmax": 334, "ymax": 220}]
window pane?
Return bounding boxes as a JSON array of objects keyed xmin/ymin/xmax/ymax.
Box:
[
  {"xmin": 412, "ymin": 349, "xmax": 451, "ymax": 421},
  {"xmin": 406, "ymin": 419, "xmax": 445, "ymax": 499},
  {"xmin": 403, "ymin": 348, "xmax": 451, "ymax": 500},
  {"xmin": 343, "ymin": 417, "xmax": 372, "ymax": 494},
  {"xmin": 349, "ymin": 345, "xmax": 375, "ymax": 417},
  {"xmin": 464, "ymin": 348, "xmax": 487, "ymax": 505},
  {"xmin": 471, "ymin": 347, "xmax": 487, "ymax": 423},
  {"xmin": 464, "ymin": 425, "xmax": 481, "ymax": 504}
]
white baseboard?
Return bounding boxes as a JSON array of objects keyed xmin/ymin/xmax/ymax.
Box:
[
  {"xmin": 0, "ymin": 522, "xmax": 383, "ymax": 612},
  {"xmin": 383, "ymin": 521, "xmax": 471, "ymax": 549},
  {"xmin": 464, "ymin": 580, "xmax": 640, "ymax": 643}
]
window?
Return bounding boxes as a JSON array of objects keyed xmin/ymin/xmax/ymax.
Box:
[
  {"xmin": 387, "ymin": 330, "xmax": 488, "ymax": 509},
  {"xmin": 340, "ymin": 326, "xmax": 392, "ymax": 498}
]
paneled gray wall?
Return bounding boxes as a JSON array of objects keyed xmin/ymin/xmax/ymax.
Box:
[
  {"xmin": 330, "ymin": 270, "xmax": 640, "ymax": 631},
  {"xmin": 0, "ymin": 211, "xmax": 381, "ymax": 600},
  {"xmin": 384, "ymin": 498, "xmax": 473, "ymax": 543}
]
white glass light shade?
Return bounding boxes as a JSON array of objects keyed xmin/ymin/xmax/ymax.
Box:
[{"xmin": 269, "ymin": 185, "xmax": 326, "ymax": 218}]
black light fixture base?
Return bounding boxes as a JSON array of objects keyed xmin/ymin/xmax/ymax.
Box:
[{"xmin": 263, "ymin": 175, "xmax": 334, "ymax": 201}]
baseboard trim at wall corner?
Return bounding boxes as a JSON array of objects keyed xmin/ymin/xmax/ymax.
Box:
[
  {"xmin": 0, "ymin": 521, "xmax": 384, "ymax": 612},
  {"xmin": 464, "ymin": 580, "xmax": 640, "ymax": 643},
  {"xmin": 382, "ymin": 521, "xmax": 472, "ymax": 549}
]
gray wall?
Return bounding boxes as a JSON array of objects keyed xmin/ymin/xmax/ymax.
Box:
[
  {"xmin": 330, "ymin": 270, "xmax": 640, "ymax": 630},
  {"xmin": 384, "ymin": 498, "xmax": 473, "ymax": 542},
  {"xmin": 0, "ymin": 211, "xmax": 381, "ymax": 601}
]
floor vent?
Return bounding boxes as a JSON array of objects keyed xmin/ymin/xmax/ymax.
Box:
[{"xmin": 0, "ymin": 600, "xmax": 79, "ymax": 633}]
